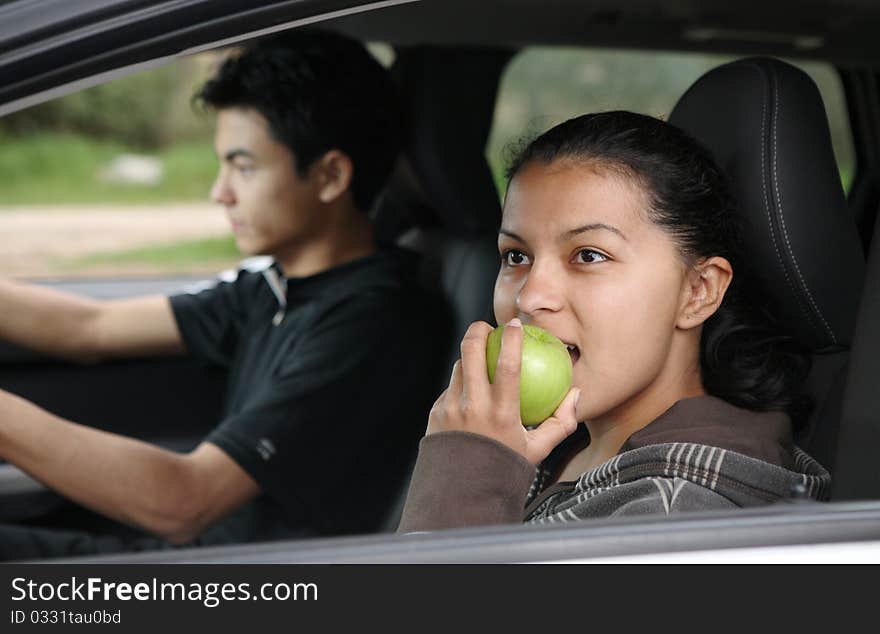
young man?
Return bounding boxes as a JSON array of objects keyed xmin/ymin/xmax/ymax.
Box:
[{"xmin": 0, "ymin": 30, "xmax": 447, "ymax": 559}]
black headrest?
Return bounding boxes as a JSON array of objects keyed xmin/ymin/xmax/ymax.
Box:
[
  {"xmin": 669, "ymin": 57, "xmax": 865, "ymax": 352},
  {"xmin": 374, "ymin": 46, "xmax": 512, "ymax": 240}
]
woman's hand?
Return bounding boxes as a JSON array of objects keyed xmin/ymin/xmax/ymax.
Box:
[{"xmin": 427, "ymin": 318, "xmax": 581, "ymax": 465}]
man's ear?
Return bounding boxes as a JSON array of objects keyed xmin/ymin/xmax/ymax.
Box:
[
  {"xmin": 677, "ymin": 256, "xmax": 733, "ymax": 330},
  {"xmin": 314, "ymin": 150, "xmax": 354, "ymax": 204}
]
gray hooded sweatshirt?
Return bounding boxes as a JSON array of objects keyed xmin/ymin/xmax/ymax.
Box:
[{"xmin": 398, "ymin": 395, "xmax": 830, "ymax": 532}]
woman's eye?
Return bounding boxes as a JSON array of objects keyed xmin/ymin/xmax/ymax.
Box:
[
  {"xmin": 575, "ymin": 249, "xmax": 608, "ymax": 264},
  {"xmin": 503, "ymin": 250, "xmax": 530, "ymax": 266},
  {"xmin": 235, "ymin": 163, "xmax": 255, "ymax": 175}
]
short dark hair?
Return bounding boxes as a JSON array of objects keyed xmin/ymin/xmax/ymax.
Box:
[
  {"xmin": 195, "ymin": 29, "xmax": 402, "ymax": 212},
  {"xmin": 507, "ymin": 111, "xmax": 811, "ymax": 420}
]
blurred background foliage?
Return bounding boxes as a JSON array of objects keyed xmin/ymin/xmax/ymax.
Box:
[
  {"xmin": 486, "ymin": 48, "xmax": 855, "ymax": 195},
  {"xmin": 1, "ymin": 56, "xmax": 214, "ymax": 148},
  {"xmin": 0, "ymin": 55, "xmax": 219, "ymax": 205}
]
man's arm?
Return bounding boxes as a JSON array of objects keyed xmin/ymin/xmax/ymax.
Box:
[
  {"xmin": 0, "ymin": 389, "xmax": 259, "ymax": 544},
  {"xmin": 0, "ymin": 279, "xmax": 186, "ymax": 362}
]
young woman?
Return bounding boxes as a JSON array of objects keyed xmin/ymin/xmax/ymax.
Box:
[{"xmin": 398, "ymin": 111, "xmax": 829, "ymax": 532}]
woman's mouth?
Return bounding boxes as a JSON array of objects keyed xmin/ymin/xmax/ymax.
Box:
[{"xmin": 565, "ymin": 343, "xmax": 580, "ymax": 365}]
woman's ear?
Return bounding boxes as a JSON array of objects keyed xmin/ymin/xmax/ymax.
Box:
[
  {"xmin": 314, "ymin": 150, "xmax": 354, "ymax": 204},
  {"xmin": 677, "ymin": 256, "xmax": 733, "ymax": 330}
]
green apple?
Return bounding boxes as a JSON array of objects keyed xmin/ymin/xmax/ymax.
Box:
[{"xmin": 485, "ymin": 323, "xmax": 573, "ymax": 426}]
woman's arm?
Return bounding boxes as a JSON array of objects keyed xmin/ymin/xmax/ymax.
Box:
[{"xmin": 398, "ymin": 431, "xmax": 537, "ymax": 532}]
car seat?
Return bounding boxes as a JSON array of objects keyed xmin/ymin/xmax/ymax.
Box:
[
  {"xmin": 831, "ymin": 154, "xmax": 880, "ymax": 499},
  {"xmin": 374, "ymin": 46, "xmax": 513, "ymax": 359},
  {"xmin": 371, "ymin": 46, "xmax": 513, "ymax": 529},
  {"xmin": 669, "ymin": 57, "xmax": 866, "ymax": 477}
]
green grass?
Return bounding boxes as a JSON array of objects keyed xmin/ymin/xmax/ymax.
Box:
[
  {"xmin": 66, "ymin": 235, "xmax": 240, "ymax": 273},
  {"xmin": 0, "ymin": 133, "xmax": 216, "ymax": 205}
]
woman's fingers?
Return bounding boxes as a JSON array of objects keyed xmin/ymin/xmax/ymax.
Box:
[
  {"xmin": 458, "ymin": 321, "xmax": 493, "ymax": 402},
  {"xmin": 447, "ymin": 359, "xmax": 463, "ymax": 396},
  {"xmin": 426, "ymin": 386, "xmax": 449, "ymax": 434},
  {"xmin": 524, "ymin": 387, "xmax": 581, "ymax": 464},
  {"xmin": 493, "ymin": 318, "xmax": 523, "ymax": 421},
  {"xmin": 556, "ymin": 386, "xmax": 581, "ymax": 423}
]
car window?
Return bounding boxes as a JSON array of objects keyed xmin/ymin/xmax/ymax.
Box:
[
  {"xmin": 487, "ymin": 48, "xmax": 855, "ymax": 198},
  {"xmin": 0, "ymin": 42, "xmax": 394, "ymax": 281},
  {"xmin": 0, "ymin": 54, "xmax": 229, "ymax": 280}
]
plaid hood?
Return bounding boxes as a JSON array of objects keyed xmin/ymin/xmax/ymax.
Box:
[
  {"xmin": 524, "ymin": 396, "xmax": 830, "ymax": 524},
  {"xmin": 524, "ymin": 442, "xmax": 830, "ymax": 524}
]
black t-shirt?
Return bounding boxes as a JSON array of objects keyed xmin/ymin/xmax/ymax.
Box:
[{"xmin": 169, "ymin": 248, "xmax": 449, "ymax": 545}]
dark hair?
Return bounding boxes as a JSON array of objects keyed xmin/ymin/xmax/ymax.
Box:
[
  {"xmin": 195, "ymin": 29, "xmax": 401, "ymax": 212},
  {"xmin": 506, "ymin": 111, "xmax": 811, "ymax": 419}
]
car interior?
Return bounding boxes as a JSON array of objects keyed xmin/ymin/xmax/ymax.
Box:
[{"xmin": 0, "ymin": 0, "xmax": 879, "ymax": 561}]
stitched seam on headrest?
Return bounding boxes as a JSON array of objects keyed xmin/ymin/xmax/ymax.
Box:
[
  {"xmin": 769, "ymin": 68, "xmax": 836, "ymax": 345},
  {"xmin": 757, "ymin": 65, "xmax": 806, "ymax": 335}
]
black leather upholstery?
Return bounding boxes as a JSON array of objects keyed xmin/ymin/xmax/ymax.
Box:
[
  {"xmin": 834, "ymin": 212, "xmax": 880, "ymax": 499},
  {"xmin": 670, "ymin": 58, "xmax": 865, "ymax": 352},
  {"xmin": 391, "ymin": 46, "xmax": 508, "ymax": 236},
  {"xmin": 669, "ymin": 58, "xmax": 865, "ymax": 473}
]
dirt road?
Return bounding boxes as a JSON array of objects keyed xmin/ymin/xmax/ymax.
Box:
[{"xmin": 0, "ymin": 203, "xmax": 232, "ymax": 277}]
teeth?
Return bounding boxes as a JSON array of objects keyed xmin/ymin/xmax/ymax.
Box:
[{"xmin": 566, "ymin": 344, "xmax": 576, "ymax": 352}]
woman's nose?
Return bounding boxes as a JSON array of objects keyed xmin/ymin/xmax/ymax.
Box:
[{"xmin": 515, "ymin": 262, "xmax": 565, "ymax": 316}]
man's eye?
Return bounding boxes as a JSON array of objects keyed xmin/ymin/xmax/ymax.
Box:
[
  {"xmin": 576, "ymin": 249, "xmax": 608, "ymax": 264},
  {"xmin": 503, "ymin": 250, "xmax": 530, "ymax": 266}
]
